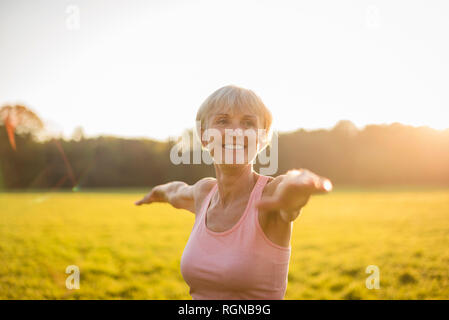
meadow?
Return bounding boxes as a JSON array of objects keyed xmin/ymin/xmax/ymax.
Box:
[{"xmin": 1, "ymin": 187, "xmax": 448, "ymax": 299}]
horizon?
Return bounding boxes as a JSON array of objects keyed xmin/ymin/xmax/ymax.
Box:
[{"xmin": 5, "ymin": 117, "xmax": 446, "ymax": 144}]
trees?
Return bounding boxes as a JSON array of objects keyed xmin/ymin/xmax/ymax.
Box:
[
  {"xmin": 0, "ymin": 104, "xmax": 44, "ymax": 151},
  {"xmin": 0, "ymin": 112, "xmax": 448, "ymax": 189}
]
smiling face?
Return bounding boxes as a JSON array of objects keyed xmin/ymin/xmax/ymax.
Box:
[
  {"xmin": 195, "ymin": 85, "xmax": 273, "ymax": 166},
  {"xmin": 202, "ymin": 109, "xmax": 265, "ymax": 166}
]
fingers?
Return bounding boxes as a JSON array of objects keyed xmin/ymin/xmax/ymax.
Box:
[
  {"xmin": 298, "ymin": 169, "xmax": 332, "ymax": 194},
  {"xmin": 321, "ymin": 178, "xmax": 333, "ymax": 192},
  {"xmin": 311, "ymin": 177, "xmax": 333, "ymax": 194},
  {"xmin": 316, "ymin": 176, "xmax": 333, "ymax": 192},
  {"xmin": 134, "ymin": 194, "xmax": 151, "ymax": 206}
]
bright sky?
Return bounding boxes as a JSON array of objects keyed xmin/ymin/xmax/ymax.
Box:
[{"xmin": 1, "ymin": 0, "xmax": 448, "ymax": 141}]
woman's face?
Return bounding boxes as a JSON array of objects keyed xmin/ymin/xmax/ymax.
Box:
[{"xmin": 202, "ymin": 110, "xmax": 264, "ymax": 165}]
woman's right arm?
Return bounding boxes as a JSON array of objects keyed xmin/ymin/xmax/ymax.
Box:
[{"xmin": 134, "ymin": 178, "xmax": 215, "ymax": 214}]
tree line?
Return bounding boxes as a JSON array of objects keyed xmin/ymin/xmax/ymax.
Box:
[{"xmin": 1, "ymin": 119, "xmax": 448, "ymax": 190}]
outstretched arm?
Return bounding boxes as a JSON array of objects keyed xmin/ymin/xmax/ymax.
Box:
[
  {"xmin": 256, "ymin": 169, "xmax": 333, "ymax": 223},
  {"xmin": 134, "ymin": 178, "xmax": 215, "ymax": 213},
  {"xmin": 134, "ymin": 181, "xmax": 196, "ymax": 212}
]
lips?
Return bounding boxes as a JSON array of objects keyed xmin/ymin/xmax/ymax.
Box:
[{"xmin": 223, "ymin": 144, "xmax": 245, "ymax": 150}]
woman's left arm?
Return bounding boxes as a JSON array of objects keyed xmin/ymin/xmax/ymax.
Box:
[{"xmin": 255, "ymin": 169, "xmax": 333, "ymax": 223}]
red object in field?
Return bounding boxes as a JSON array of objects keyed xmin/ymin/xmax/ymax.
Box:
[{"xmin": 4, "ymin": 116, "xmax": 16, "ymax": 151}]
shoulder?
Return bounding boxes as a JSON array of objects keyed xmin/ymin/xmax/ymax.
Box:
[
  {"xmin": 261, "ymin": 174, "xmax": 286, "ymax": 198},
  {"xmin": 260, "ymin": 174, "xmax": 294, "ymax": 226},
  {"xmin": 192, "ymin": 177, "xmax": 216, "ymax": 213},
  {"xmin": 258, "ymin": 175, "xmax": 293, "ymax": 244},
  {"xmin": 194, "ymin": 177, "xmax": 216, "ymax": 195}
]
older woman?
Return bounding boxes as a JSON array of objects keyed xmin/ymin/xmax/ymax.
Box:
[{"xmin": 135, "ymin": 85, "xmax": 332, "ymax": 300}]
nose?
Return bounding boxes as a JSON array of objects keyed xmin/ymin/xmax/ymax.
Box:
[
  {"xmin": 222, "ymin": 128, "xmax": 246, "ymax": 146},
  {"xmin": 223, "ymin": 127, "xmax": 243, "ymax": 136}
]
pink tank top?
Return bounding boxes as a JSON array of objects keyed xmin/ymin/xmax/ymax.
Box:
[{"xmin": 180, "ymin": 175, "xmax": 292, "ymax": 300}]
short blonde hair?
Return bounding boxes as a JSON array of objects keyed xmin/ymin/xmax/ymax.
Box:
[{"xmin": 195, "ymin": 85, "xmax": 273, "ymax": 149}]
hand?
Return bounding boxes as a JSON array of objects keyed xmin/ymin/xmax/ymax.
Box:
[
  {"xmin": 134, "ymin": 186, "xmax": 167, "ymax": 206},
  {"xmin": 255, "ymin": 169, "xmax": 332, "ymax": 215}
]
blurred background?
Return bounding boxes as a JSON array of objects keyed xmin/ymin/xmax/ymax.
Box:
[{"xmin": 1, "ymin": 0, "xmax": 448, "ymax": 299}]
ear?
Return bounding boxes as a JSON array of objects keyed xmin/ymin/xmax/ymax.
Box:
[
  {"xmin": 200, "ymin": 128, "xmax": 209, "ymax": 151},
  {"xmin": 257, "ymin": 129, "xmax": 270, "ymax": 152}
]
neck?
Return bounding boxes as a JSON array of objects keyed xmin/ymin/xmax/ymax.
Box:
[{"xmin": 212, "ymin": 164, "xmax": 259, "ymax": 209}]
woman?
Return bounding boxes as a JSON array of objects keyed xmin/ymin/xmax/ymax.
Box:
[{"xmin": 135, "ymin": 85, "xmax": 332, "ymax": 299}]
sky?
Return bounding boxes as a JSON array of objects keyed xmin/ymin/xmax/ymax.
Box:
[{"xmin": 1, "ymin": 0, "xmax": 448, "ymax": 141}]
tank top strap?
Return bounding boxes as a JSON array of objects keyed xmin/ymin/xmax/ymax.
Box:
[
  {"xmin": 199, "ymin": 181, "xmax": 218, "ymax": 218},
  {"xmin": 243, "ymin": 175, "xmax": 270, "ymax": 214},
  {"xmin": 252, "ymin": 175, "xmax": 271, "ymax": 200}
]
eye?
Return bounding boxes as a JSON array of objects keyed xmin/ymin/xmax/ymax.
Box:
[
  {"xmin": 216, "ymin": 118, "xmax": 228, "ymax": 124},
  {"xmin": 243, "ymin": 120, "xmax": 255, "ymax": 127}
]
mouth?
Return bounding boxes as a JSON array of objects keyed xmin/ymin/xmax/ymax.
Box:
[{"xmin": 222, "ymin": 144, "xmax": 245, "ymax": 150}]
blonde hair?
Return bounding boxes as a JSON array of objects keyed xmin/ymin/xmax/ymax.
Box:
[{"xmin": 195, "ymin": 85, "xmax": 273, "ymax": 150}]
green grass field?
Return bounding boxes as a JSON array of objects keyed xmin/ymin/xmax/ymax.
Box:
[{"xmin": 1, "ymin": 188, "xmax": 448, "ymax": 299}]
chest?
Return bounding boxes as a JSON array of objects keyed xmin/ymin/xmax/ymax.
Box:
[{"xmin": 205, "ymin": 200, "xmax": 249, "ymax": 233}]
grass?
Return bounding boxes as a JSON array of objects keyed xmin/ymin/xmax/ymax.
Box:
[{"xmin": 1, "ymin": 187, "xmax": 448, "ymax": 299}]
